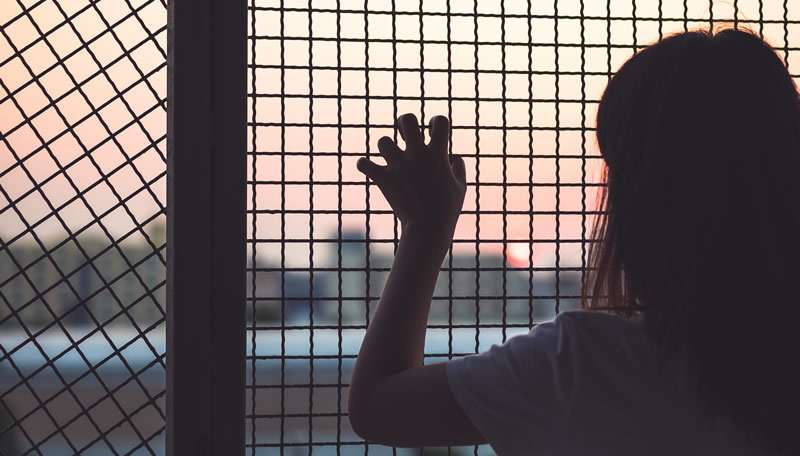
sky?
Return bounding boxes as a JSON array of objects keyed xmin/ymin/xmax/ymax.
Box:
[
  {"xmin": 1, "ymin": 0, "xmax": 798, "ymax": 269},
  {"xmin": 0, "ymin": 0, "xmax": 167, "ymax": 258}
]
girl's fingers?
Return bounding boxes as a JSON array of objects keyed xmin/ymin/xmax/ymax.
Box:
[
  {"xmin": 450, "ymin": 154, "xmax": 466, "ymax": 186},
  {"xmin": 428, "ymin": 116, "xmax": 449, "ymax": 159},
  {"xmin": 377, "ymin": 136, "xmax": 402, "ymax": 164},
  {"xmin": 357, "ymin": 157, "xmax": 387, "ymax": 183},
  {"xmin": 397, "ymin": 113, "xmax": 424, "ymax": 150}
]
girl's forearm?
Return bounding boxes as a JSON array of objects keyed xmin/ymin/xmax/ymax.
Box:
[{"xmin": 350, "ymin": 223, "xmax": 451, "ymax": 391}]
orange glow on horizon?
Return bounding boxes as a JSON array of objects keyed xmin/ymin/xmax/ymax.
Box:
[{"xmin": 506, "ymin": 240, "xmax": 535, "ymax": 267}]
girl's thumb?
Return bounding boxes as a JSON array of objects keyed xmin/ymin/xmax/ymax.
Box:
[
  {"xmin": 450, "ymin": 155, "xmax": 466, "ymax": 184},
  {"xmin": 357, "ymin": 157, "xmax": 386, "ymax": 182}
]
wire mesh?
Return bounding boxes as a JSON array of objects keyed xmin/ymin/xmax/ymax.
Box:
[
  {"xmin": 0, "ymin": 0, "xmax": 167, "ymax": 454},
  {"xmin": 247, "ymin": 0, "xmax": 800, "ymax": 455}
]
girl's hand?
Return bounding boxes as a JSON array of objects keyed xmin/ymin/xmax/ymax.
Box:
[{"xmin": 357, "ymin": 114, "xmax": 467, "ymax": 243}]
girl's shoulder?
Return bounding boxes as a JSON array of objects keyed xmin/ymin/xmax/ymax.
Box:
[
  {"xmin": 542, "ymin": 310, "xmax": 656, "ymax": 366},
  {"xmin": 550, "ymin": 309, "xmax": 647, "ymax": 342},
  {"xmin": 555, "ymin": 308, "xmax": 642, "ymax": 325},
  {"xmin": 499, "ymin": 310, "xmax": 647, "ymax": 355}
]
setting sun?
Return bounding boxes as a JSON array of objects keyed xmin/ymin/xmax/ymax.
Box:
[{"xmin": 506, "ymin": 240, "xmax": 535, "ymax": 267}]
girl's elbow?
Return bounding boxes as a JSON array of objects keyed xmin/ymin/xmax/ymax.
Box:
[
  {"xmin": 347, "ymin": 388, "xmax": 372, "ymax": 439},
  {"xmin": 348, "ymin": 389, "xmax": 392, "ymax": 444}
]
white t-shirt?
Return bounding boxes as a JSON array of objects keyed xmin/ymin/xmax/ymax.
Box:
[{"xmin": 446, "ymin": 310, "xmax": 755, "ymax": 455}]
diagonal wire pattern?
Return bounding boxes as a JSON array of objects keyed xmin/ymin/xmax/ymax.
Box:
[{"xmin": 0, "ymin": 0, "xmax": 167, "ymax": 454}]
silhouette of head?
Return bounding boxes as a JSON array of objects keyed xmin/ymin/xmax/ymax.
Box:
[{"xmin": 585, "ymin": 28, "xmax": 800, "ymax": 454}]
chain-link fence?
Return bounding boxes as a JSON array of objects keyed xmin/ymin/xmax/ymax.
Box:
[
  {"xmin": 3, "ymin": 0, "xmax": 799, "ymax": 455},
  {"xmin": 246, "ymin": 0, "xmax": 798, "ymax": 455},
  {"xmin": 0, "ymin": 0, "xmax": 167, "ymax": 454}
]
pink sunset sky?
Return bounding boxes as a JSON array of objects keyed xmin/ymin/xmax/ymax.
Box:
[{"xmin": 2, "ymin": 0, "xmax": 798, "ymax": 268}]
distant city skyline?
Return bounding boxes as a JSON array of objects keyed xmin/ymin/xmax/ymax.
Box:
[{"xmin": 249, "ymin": 227, "xmax": 582, "ymax": 327}]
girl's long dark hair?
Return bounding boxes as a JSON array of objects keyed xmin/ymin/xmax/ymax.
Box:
[{"xmin": 583, "ymin": 28, "xmax": 800, "ymax": 454}]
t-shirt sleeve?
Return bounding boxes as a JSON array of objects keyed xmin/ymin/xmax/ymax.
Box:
[{"xmin": 446, "ymin": 312, "xmax": 578, "ymax": 456}]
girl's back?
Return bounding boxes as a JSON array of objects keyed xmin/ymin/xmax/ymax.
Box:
[{"xmin": 449, "ymin": 310, "xmax": 757, "ymax": 455}]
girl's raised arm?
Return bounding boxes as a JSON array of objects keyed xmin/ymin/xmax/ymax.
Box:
[{"xmin": 347, "ymin": 114, "xmax": 486, "ymax": 447}]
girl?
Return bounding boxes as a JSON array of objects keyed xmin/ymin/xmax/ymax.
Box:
[{"xmin": 348, "ymin": 28, "xmax": 800, "ymax": 455}]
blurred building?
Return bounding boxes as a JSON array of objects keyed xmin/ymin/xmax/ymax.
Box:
[
  {"xmin": 0, "ymin": 233, "xmax": 166, "ymax": 332},
  {"xmin": 249, "ymin": 229, "xmax": 582, "ymax": 327}
]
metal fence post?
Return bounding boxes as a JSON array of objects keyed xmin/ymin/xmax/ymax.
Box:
[{"xmin": 167, "ymin": 0, "xmax": 246, "ymax": 454}]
